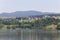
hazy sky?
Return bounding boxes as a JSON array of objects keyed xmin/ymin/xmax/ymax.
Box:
[{"xmin": 0, "ymin": 0, "xmax": 60, "ymax": 13}]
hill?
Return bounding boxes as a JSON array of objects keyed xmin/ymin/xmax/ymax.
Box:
[{"xmin": 0, "ymin": 11, "xmax": 60, "ymax": 17}]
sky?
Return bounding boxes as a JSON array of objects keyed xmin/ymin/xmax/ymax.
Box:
[{"xmin": 0, "ymin": 0, "xmax": 60, "ymax": 13}]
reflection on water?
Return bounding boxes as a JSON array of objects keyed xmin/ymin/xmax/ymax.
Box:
[{"xmin": 0, "ymin": 29, "xmax": 60, "ymax": 40}]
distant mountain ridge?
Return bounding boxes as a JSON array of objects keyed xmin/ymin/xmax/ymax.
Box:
[{"xmin": 0, "ymin": 11, "xmax": 60, "ymax": 17}]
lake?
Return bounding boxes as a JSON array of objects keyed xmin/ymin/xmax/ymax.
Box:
[{"xmin": 0, "ymin": 29, "xmax": 60, "ymax": 40}]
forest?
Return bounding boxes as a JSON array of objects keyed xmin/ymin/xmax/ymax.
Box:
[{"xmin": 0, "ymin": 16, "xmax": 60, "ymax": 30}]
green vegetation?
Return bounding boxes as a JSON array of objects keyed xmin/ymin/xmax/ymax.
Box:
[{"xmin": 0, "ymin": 16, "xmax": 60, "ymax": 30}]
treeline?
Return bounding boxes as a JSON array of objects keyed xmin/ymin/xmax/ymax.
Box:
[{"xmin": 0, "ymin": 16, "xmax": 60, "ymax": 30}]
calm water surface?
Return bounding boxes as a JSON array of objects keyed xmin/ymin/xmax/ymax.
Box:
[{"xmin": 0, "ymin": 29, "xmax": 60, "ymax": 40}]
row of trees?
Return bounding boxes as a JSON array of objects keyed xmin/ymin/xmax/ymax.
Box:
[{"xmin": 0, "ymin": 17, "xmax": 60, "ymax": 30}]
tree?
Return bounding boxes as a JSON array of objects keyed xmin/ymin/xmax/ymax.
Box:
[{"xmin": 56, "ymin": 24, "xmax": 60, "ymax": 30}]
